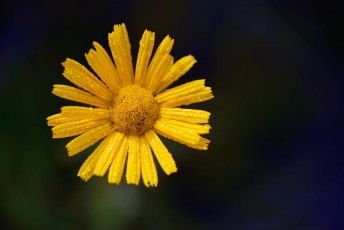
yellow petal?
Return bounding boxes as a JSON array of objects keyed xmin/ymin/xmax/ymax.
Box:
[
  {"xmin": 135, "ymin": 30, "xmax": 155, "ymax": 86},
  {"xmin": 159, "ymin": 107, "xmax": 210, "ymax": 124},
  {"xmin": 146, "ymin": 54, "xmax": 173, "ymax": 92},
  {"xmin": 108, "ymin": 135, "xmax": 129, "ymax": 184},
  {"xmin": 162, "ymin": 87, "xmax": 213, "ymax": 108},
  {"xmin": 47, "ymin": 113, "xmax": 79, "ymax": 127},
  {"xmin": 77, "ymin": 137, "xmax": 110, "ymax": 181},
  {"xmin": 157, "ymin": 118, "xmax": 211, "ymax": 134},
  {"xmin": 48, "ymin": 107, "xmax": 109, "ymax": 128},
  {"xmin": 61, "ymin": 106, "xmax": 110, "ymax": 120},
  {"xmin": 66, "ymin": 122, "xmax": 113, "ymax": 156},
  {"xmin": 155, "ymin": 79, "xmax": 204, "ymax": 103},
  {"xmin": 62, "ymin": 58, "xmax": 113, "ymax": 101},
  {"xmin": 52, "ymin": 84, "xmax": 110, "ymax": 108},
  {"xmin": 148, "ymin": 35, "xmax": 174, "ymax": 71},
  {"xmin": 154, "ymin": 122, "xmax": 209, "ymax": 150},
  {"xmin": 153, "ymin": 119, "xmax": 201, "ymax": 146},
  {"xmin": 85, "ymin": 42, "xmax": 122, "ymax": 92},
  {"xmin": 145, "ymin": 129, "xmax": 177, "ymax": 175},
  {"xmin": 93, "ymin": 132, "xmax": 124, "ymax": 176},
  {"xmin": 145, "ymin": 37, "xmax": 175, "ymax": 91},
  {"xmin": 108, "ymin": 24, "xmax": 134, "ymax": 86},
  {"xmin": 154, "ymin": 55, "xmax": 196, "ymax": 94},
  {"xmin": 52, "ymin": 119, "xmax": 108, "ymax": 138},
  {"xmin": 126, "ymin": 135, "xmax": 141, "ymax": 185},
  {"xmin": 155, "ymin": 79, "xmax": 214, "ymax": 107},
  {"xmin": 184, "ymin": 137, "xmax": 210, "ymax": 150},
  {"xmin": 140, "ymin": 135, "xmax": 158, "ymax": 187}
]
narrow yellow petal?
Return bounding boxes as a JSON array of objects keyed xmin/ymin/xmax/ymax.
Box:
[
  {"xmin": 47, "ymin": 113, "xmax": 79, "ymax": 127},
  {"xmin": 145, "ymin": 129, "xmax": 177, "ymax": 175},
  {"xmin": 146, "ymin": 54, "xmax": 173, "ymax": 91},
  {"xmin": 94, "ymin": 132, "xmax": 124, "ymax": 177},
  {"xmin": 126, "ymin": 135, "xmax": 141, "ymax": 185},
  {"xmin": 77, "ymin": 137, "xmax": 109, "ymax": 181},
  {"xmin": 159, "ymin": 107, "xmax": 210, "ymax": 124},
  {"xmin": 48, "ymin": 107, "xmax": 109, "ymax": 127},
  {"xmin": 184, "ymin": 137, "xmax": 210, "ymax": 150},
  {"xmin": 108, "ymin": 24, "xmax": 134, "ymax": 86},
  {"xmin": 135, "ymin": 30, "xmax": 155, "ymax": 86},
  {"xmin": 153, "ymin": 119, "xmax": 201, "ymax": 146},
  {"xmin": 154, "ymin": 124, "xmax": 209, "ymax": 150},
  {"xmin": 155, "ymin": 79, "xmax": 214, "ymax": 107},
  {"xmin": 85, "ymin": 42, "xmax": 122, "ymax": 92},
  {"xmin": 154, "ymin": 115, "xmax": 211, "ymax": 150},
  {"xmin": 61, "ymin": 106, "xmax": 110, "ymax": 120},
  {"xmin": 140, "ymin": 135, "xmax": 158, "ymax": 187},
  {"xmin": 108, "ymin": 135, "xmax": 129, "ymax": 184},
  {"xmin": 52, "ymin": 85, "xmax": 110, "ymax": 108},
  {"xmin": 158, "ymin": 118, "xmax": 211, "ymax": 134},
  {"xmin": 146, "ymin": 35, "xmax": 174, "ymax": 91},
  {"xmin": 52, "ymin": 119, "xmax": 108, "ymax": 138},
  {"xmin": 62, "ymin": 58, "xmax": 113, "ymax": 101},
  {"xmin": 154, "ymin": 55, "xmax": 196, "ymax": 94},
  {"xmin": 155, "ymin": 79, "xmax": 205, "ymax": 103},
  {"xmin": 161, "ymin": 87, "xmax": 213, "ymax": 108},
  {"xmin": 66, "ymin": 122, "xmax": 113, "ymax": 156}
]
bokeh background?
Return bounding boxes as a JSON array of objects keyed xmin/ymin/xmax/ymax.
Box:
[{"xmin": 1, "ymin": 0, "xmax": 343, "ymax": 229}]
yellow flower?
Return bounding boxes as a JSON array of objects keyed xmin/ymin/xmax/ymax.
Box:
[{"xmin": 47, "ymin": 23, "xmax": 214, "ymax": 187}]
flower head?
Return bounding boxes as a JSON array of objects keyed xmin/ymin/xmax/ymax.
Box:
[{"xmin": 47, "ymin": 23, "xmax": 214, "ymax": 187}]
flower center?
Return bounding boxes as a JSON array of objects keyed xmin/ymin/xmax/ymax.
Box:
[{"xmin": 111, "ymin": 85, "xmax": 160, "ymax": 135}]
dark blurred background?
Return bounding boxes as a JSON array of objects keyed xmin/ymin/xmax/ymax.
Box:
[{"xmin": 1, "ymin": 0, "xmax": 343, "ymax": 229}]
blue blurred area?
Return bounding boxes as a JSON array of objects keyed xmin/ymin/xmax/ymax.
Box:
[{"xmin": 1, "ymin": 0, "xmax": 343, "ymax": 229}]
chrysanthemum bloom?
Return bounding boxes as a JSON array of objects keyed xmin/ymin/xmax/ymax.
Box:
[{"xmin": 47, "ymin": 23, "xmax": 213, "ymax": 187}]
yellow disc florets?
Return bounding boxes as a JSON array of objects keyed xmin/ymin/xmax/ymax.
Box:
[{"xmin": 111, "ymin": 85, "xmax": 160, "ymax": 135}]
